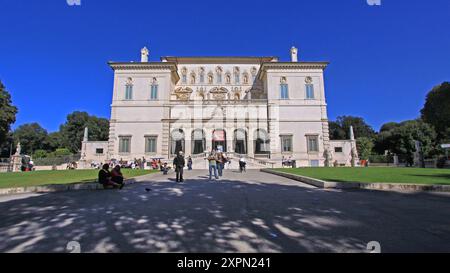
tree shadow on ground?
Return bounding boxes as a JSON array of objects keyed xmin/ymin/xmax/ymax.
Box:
[{"xmin": 0, "ymin": 173, "xmax": 450, "ymax": 253}]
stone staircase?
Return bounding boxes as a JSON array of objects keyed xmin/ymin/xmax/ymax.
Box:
[{"xmin": 190, "ymin": 152, "xmax": 275, "ymax": 170}]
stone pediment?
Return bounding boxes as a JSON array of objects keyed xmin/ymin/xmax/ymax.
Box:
[{"xmin": 173, "ymin": 87, "xmax": 193, "ymax": 100}]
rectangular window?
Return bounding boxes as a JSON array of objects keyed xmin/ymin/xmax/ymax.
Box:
[
  {"xmin": 310, "ymin": 160, "xmax": 320, "ymax": 167},
  {"xmin": 281, "ymin": 135, "xmax": 293, "ymax": 152},
  {"xmin": 96, "ymin": 148, "xmax": 104, "ymax": 154},
  {"xmin": 235, "ymin": 74, "xmax": 240, "ymax": 84},
  {"xmin": 306, "ymin": 135, "xmax": 319, "ymax": 153},
  {"xmin": 145, "ymin": 136, "xmax": 157, "ymax": 153},
  {"xmin": 280, "ymin": 84, "xmax": 289, "ymax": 99},
  {"xmin": 119, "ymin": 137, "xmax": 131, "ymax": 153},
  {"xmin": 150, "ymin": 85, "xmax": 158, "ymax": 100},
  {"xmin": 306, "ymin": 84, "xmax": 315, "ymax": 99},
  {"xmin": 125, "ymin": 85, "xmax": 133, "ymax": 100},
  {"xmin": 217, "ymin": 74, "xmax": 222, "ymax": 84},
  {"xmin": 182, "ymin": 75, "xmax": 187, "ymax": 84},
  {"xmin": 200, "ymin": 74, "xmax": 204, "ymax": 83},
  {"xmin": 334, "ymin": 147, "xmax": 343, "ymax": 153}
]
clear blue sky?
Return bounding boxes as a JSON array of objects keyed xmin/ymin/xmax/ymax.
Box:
[{"xmin": 0, "ymin": 0, "xmax": 449, "ymax": 132}]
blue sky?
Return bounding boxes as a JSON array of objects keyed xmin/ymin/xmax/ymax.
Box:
[{"xmin": 0, "ymin": 0, "xmax": 449, "ymax": 132}]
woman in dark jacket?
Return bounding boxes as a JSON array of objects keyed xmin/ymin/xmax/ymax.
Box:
[
  {"xmin": 98, "ymin": 164, "xmax": 122, "ymax": 189},
  {"xmin": 111, "ymin": 165, "xmax": 125, "ymax": 189}
]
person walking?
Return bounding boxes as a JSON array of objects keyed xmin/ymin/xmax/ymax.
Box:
[
  {"xmin": 239, "ymin": 156, "xmax": 247, "ymax": 173},
  {"xmin": 207, "ymin": 150, "xmax": 219, "ymax": 180},
  {"xmin": 173, "ymin": 151, "xmax": 185, "ymax": 182},
  {"xmin": 216, "ymin": 152, "xmax": 225, "ymax": 177},
  {"xmin": 187, "ymin": 156, "xmax": 193, "ymax": 170}
]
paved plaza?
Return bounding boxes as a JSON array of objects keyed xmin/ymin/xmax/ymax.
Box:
[{"xmin": 0, "ymin": 169, "xmax": 449, "ymax": 253}]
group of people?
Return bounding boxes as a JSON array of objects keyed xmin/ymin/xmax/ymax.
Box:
[
  {"xmin": 206, "ymin": 149, "xmax": 229, "ymax": 180},
  {"xmin": 98, "ymin": 164, "xmax": 125, "ymax": 189},
  {"xmin": 281, "ymin": 156, "xmax": 296, "ymax": 168}
]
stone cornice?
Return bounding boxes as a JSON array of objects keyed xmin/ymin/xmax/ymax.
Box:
[
  {"xmin": 258, "ymin": 62, "xmax": 329, "ymax": 80},
  {"xmin": 260, "ymin": 62, "xmax": 329, "ymax": 71},
  {"xmin": 161, "ymin": 56, "xmax": 278, "ymax": 64},
  {"xmin": 108, "ymin": 61, "xmax": 180, "ymax": 82}
]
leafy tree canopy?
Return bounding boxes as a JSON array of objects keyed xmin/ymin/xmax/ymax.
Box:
[
  {"xmin": 13, "ymin": 123, "xmax": 48, "ymax": 155},
  {"xmin": 329, "ymin": 116, "xmax": 376, "ymax": 140},
  {"xmin": 421, "ymin": 82, "xmax": 450, "ymax": 142},
  {"xmin": 60, "ymin": 111, "xmax": 109, "ymax": 153},
  {"xmin": 0, "ymin": 81, "xmax": 18, "ymax": 146}
]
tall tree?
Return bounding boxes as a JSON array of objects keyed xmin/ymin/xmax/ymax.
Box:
[
  {"xmin": 375, "ymin": 120, "xmax": 436, "ymax": 165},
  {"xmin": 421, "ymin": 82, "xmax": 450, "ymax": 142},
  {"xmin": 329, "ymin": 116, "xmax": 376, "ymax": 140},
  {"xmin": 60, "ymin": 111, "xmax": 109, "ymax": 153},
  {"xmin": 0, "ymin": 81, "xmax": 18, "ymax": 146},
  {"xmin": 329, "ymin": 121, "xmax": 346, "ymax": 140},
  {"xmin": 13, "ymin": 123, "xmax": 48, "ymax": 155},
  {"xmin": 357, "ymin": 137, "xmax": 374, "ymax": 160}
]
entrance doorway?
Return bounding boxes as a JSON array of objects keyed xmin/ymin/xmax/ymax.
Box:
[{"xmin": 212, "ymin": 129, "xmax": 227, "ymax": 152}]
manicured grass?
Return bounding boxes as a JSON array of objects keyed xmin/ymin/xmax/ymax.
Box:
[
  {"xmin": 0, "ymin": 169, "xmax": 157, "ymax": 189},
  {"xmin": 274, "ymin": 167, "xmax": 450, "ymax": 185}
]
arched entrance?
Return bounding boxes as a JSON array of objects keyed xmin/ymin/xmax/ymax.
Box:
[
  {"xmin": 212, "ymin": 129, "xmax": 227, "ymax": 152},
  {"xmin": 254, "ymin": 129, "xmax": 270, "ymax": 155},
  {"xmin": 192, "ymin": 129, "xmax": 206, "ymax": 154},
  {"xmin": 171, "ymin": 129, "xmax": 185, "ymax": 155},
  {"xmin": 234, "ymin": 129, "xmax": 247, "ymax": 154}
]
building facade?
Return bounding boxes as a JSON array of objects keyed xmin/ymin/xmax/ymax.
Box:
[{"xmin": 81, "ymin": 46, "xmax": 357, "ymax": 168}]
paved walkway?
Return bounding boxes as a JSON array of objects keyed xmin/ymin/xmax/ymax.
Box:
[{"xmin": 0, "ymin": 169, "xmax": 449, "ymax": 253}]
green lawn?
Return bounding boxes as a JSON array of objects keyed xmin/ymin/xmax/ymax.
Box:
[
  {"xmin": 0, "ymin": 169, "xmax": 157, "ymax": 189},
  {"xmin": 275, "ymin": 167, "xmax": 450, "ymax": 185}
]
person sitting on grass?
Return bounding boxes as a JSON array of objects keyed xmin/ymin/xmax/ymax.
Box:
[
  {"xmin": 98, "ymin": 164, "xmax": 122, "ymax": 189},
  {"xmin": 111, "ymin": 165, "xmax": 125, "ymax": 189}
]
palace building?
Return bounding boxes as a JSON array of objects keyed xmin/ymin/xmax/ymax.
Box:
[{"xmin": 80, "ymin": 46, "xmax": 357, "ymax": 168}]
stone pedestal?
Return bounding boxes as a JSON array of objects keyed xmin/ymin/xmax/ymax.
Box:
[{"xmin": 11, "ymin": 155, "xmax": 22, "ymax": 172}]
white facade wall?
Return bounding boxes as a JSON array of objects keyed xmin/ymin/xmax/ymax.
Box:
[{"xmin": 81, "ymin": 52, "xmax": 355, "ymax": 168}]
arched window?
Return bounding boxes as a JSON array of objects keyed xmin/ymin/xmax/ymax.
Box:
[
  {"xmin": 192, "ymin": 129, "xmax": 206, "ymax": 154},
  {"xmin": 171, "ymin": 129, "xmax": 185, "ymax": 155},
  {"xmin": 305, "ymin": 77, "xmax": 315, "ymax": 99},
  {"xmin": 125, "ymin": 78, "xmax": 133, "ymax": 100},
  {"xmin": 254, "ymin": 129, "xmax": 270, "ymax": 155},
  {"xmin": 199, "ymin": 67, "xmax": 205, "ymax": 83},
  {"xmin": 216, "ymin": 67, "xmax": 223, "ymax": 84},
  {"xmin": 181, "ymin": 67, "xmax": 187, "ymax": 84},
  {"xmin": 234, "ymin": 129, "xmax": 247, "ymax": 154},
  {"xmin": 150, "ymin": 77, "xmax": 158, "ymax": 100},
  {"xmin": 234, "ymin": 67, "xmax": 240, "ymax": 84},
  {"xmin": 280, "ymin": 77, "xmax": 289, "ymax": 99}
]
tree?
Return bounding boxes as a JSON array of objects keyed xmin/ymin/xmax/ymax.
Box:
[
  {"xmin": 60, "ymin": 111, "xmax": 109, "ymax": 153},
  {"xmin": 356, "ymin": 137, "xmax": 374, "ymax": 160},
  {"xmin": 13, "ymin": 123, "xmax": 48, "ymax": 155},
  {"xmin": 380, "ymin": 122, "xmax": 400, "ymax": 133},
  {"xmin": 0, "ymin": 81, "xmax": 18, "ymax": 147},
  {"xmin": 421, "ymin": 82, "xmax": 450, "ymax": 142},
  {"xmin": 0, "ymin": 131, "xmax": 14, "ymax": 158},
  {"xmin": 329, "ymin": 116, "xmax": 376, "ymax": 140},
  {"xmin": 375, "ymin": 120, "xmax": 437, "ymax": 166},
  {"xmin": 329, "ymin": 121, "xmax": 346, "ymax": 140},
  {"xmin": 44, "ymin": 131, "xmax": 64, "ymax": 151}
]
